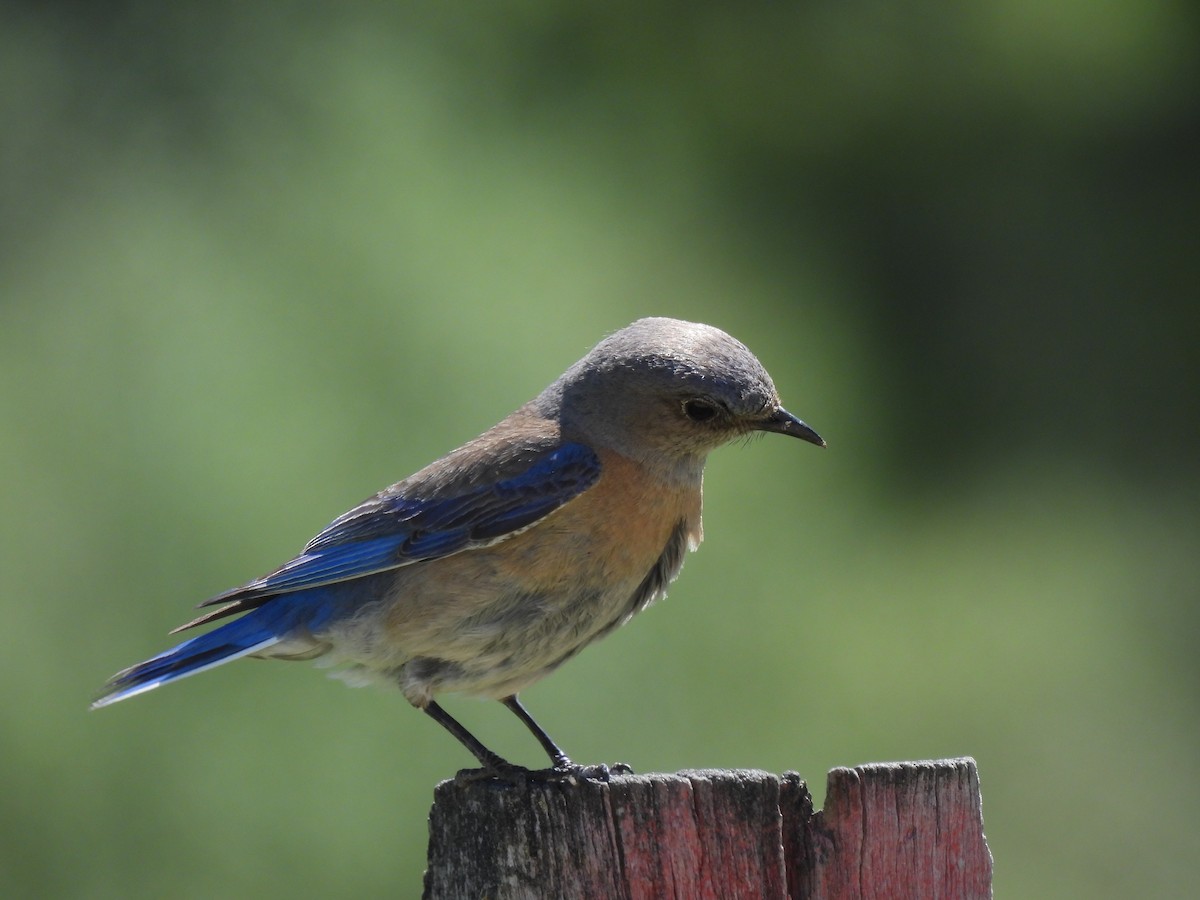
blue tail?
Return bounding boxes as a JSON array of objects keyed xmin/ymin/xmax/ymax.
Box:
[{"xmin": 91, "ymin": 602, "xmax": 306, "ymax": 709}]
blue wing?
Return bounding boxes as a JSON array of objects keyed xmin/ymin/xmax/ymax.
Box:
[{"xmin": 173, "ymin": 442, "xmax": 600, "ymax": 633}]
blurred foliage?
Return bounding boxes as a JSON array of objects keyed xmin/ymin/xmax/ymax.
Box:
[{"xmin": 2, "ymin": 2, "xmax": 1197, "ymax": 898}]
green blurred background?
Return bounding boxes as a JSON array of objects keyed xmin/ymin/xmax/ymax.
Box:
[{"xmin": 3, "ymin": 2, "xmax": 1197, "ymax": 897}]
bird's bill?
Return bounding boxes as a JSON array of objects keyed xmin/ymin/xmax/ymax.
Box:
[{"xmin": 756, "ymin": 407, "xmax": 825, "ymax": 447}]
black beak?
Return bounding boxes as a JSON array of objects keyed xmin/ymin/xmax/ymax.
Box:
[{"xmin": 756, "ymin": 406, "xmax": 825, "ymax": 447}]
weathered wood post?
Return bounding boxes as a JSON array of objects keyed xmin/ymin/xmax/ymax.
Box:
[{"xmin": 424, "ymin": 757, "xmax": 992, "ymax": 899}]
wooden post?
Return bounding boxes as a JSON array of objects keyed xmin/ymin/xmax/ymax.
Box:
[{"xmin": 424, "ymin": 757, "xmax": 992, "ymax": 899}]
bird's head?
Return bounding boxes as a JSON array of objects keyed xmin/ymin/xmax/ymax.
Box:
[{"xmin": 539, "ymin": 317, "xmax": 823, "ymax": 479}]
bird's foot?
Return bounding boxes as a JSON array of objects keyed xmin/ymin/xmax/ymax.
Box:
[
  {"xmin": 527, "ymin": 760, "xmax": 636, "ymax": 783},
  {"xmin": 452, "ymin": 762, "xmax": 531, "ymax": 785},
  {"xmin": 453, "ymin": 760, "xmax": 634, "ymax": 785}
]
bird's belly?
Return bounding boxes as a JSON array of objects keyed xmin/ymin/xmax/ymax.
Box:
[
  {"xmin": 388, "ymin": 543, "xmax": 656, "ymax": 703},
  {"xmin": 410, "ymin": 576, "xmax": 646, "ymax": 701}
]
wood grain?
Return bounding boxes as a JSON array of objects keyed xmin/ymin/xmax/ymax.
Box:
[{"xmin": 424, "ymin": 759, "xmax": 991, "ymax": 899}]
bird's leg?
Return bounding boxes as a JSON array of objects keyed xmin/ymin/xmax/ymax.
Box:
[
  {"xmin": 501, "ymin": 694, "xmax": 634, "ymax": 781},
  {"xmin": 502, "ymin": 694, "xmax": 570, "ymax": 767},
  {"xmin": 422, "ymin": 700, "xmax": 526, "ymax": 781}
]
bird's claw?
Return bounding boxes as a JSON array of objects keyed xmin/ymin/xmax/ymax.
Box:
[
  {"xmin": 534, "ymin": 760, "xmax": 636, "ymax": 783},
  {"xmin": 453, "ymin": 763, "xmax": 530, "ymax": 785},
  {"xmin": 453, "ymin": 760, "xmax": 635, "ymax": 786}
]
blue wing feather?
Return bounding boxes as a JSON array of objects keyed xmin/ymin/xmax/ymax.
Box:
[{"xmin": 192, "ymin": 442, "xmax": 601, "ymax": 618}]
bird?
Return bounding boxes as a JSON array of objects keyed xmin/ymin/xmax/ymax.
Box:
[{"xmin": 92, "ymin": 317, "xmax": 824, "ymax": 779}]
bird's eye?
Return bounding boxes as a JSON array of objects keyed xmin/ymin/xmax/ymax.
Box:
[{"xmin": 682, "ymin": 399, "xmax": 719, "ymax": 423}]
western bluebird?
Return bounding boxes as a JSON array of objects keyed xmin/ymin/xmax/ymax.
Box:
[{"xmin": 92, "ymin": 317, "xmax": 824, "ymax": 778}]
